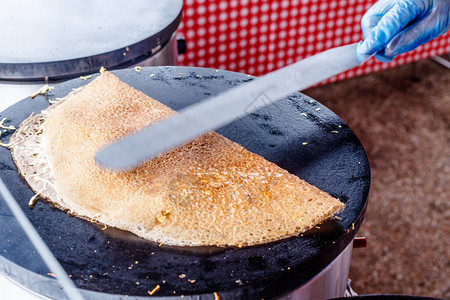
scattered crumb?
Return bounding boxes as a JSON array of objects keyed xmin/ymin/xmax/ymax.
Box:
[
  {"xmin": 302, "ymin": 142, "xmax": 308, "ymax": 146},
  {"xmin": 214, "ymin": 292, "xmax": 220, "ymax": 300},
  {"xmin": 30, "ymin": 84, "xmax": 54, "ymax": 98},
  {"xmin": 134, "ymin": 66, "xmax": 142, "ymax": 73},
  {"xmin": 179, "ymin": 274, "xmax": 186, "ymax": 279},
  {"xmin": 148, "ymin": 285, "xmax": 160, "ymax": 296},
  {"xmin": 0, "ymin": 118, "xmax": 15, "ymax": 131},
  {"xmin": 331, "ymin": 130, "xmax": 339, "ymax": 134},
  {"xmin": 80, "ymin": 75, "xmax": 92, "ymax": 81},
  {"xmin": 47, "ymin": 273, "xmax": 55, "ymax": 278},
  {"xmin": 99, "ymin": 67, "xmax": 107, "ymax": 74},
  {"xmin": 156, "ymin": 210, "xmax": 171, "ymax": 223},
  {"xmin": 0, "ymin": 141, "xmax": 11, "ymax": 149},
  {"xmin": 300, "ymin": 112, "xmax": 307, "ymax": 117},
  {"xmin": 188, "ymin": 279, "xmax": 196, "ymax": 284},
  {"xmin": 150, "ymin": 74, "xmax": 156, "ymax": 77},
  {"xmin": 315, "ymin": 107, "xmax": 321, "ymax": 111},
  {"xmin": 28, "ymin": 192, "xmax": 41, "ymax": 209}
]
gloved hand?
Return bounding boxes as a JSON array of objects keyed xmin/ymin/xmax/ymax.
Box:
[{"xmin": 356, "ymin": 0, "xmax": 450, "ymax": 63}]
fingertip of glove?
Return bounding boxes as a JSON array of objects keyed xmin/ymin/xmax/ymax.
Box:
[{"xmin": 374, "ymin": 53, "xmax": 394, "ymax": 63}]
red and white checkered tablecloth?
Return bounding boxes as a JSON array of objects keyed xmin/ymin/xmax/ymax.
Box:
[{"xmin": 177, "ymin": 0, "xmax": 450, "ymax": 83}]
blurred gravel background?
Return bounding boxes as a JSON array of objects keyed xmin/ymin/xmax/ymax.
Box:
[{"xmin": 305, "ymin": 58, "xmax": 449, "ymax": 298}]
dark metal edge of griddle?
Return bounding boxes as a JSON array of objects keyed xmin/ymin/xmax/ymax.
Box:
[
  {"xmin": 0, "ymin": 66, "xmax": 370, "ymax": 299},
  {"xmin": 0, "ymin": 9, "xmax": 182, "ymax": 81}
]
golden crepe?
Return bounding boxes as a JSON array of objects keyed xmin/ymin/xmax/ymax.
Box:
[{"xmin": 10, "ymin": 72, "xmax": 344, "ymax": 247}]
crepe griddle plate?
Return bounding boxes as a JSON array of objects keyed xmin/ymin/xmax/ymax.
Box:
[{"xmin": 0, "ymin": 67, "xmax": 370, "ymax": 299}]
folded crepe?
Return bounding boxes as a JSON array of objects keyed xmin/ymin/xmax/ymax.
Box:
[{"xmin": 10, "ymin": 72, "xmax": 344, "ymax": 247}]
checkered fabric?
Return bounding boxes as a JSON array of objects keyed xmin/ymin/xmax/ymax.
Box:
[{"xmin": 177, "ymin": 0, "xmax": 450, "ymax": 83}]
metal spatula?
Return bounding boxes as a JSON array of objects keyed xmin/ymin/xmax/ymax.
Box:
[{"xmin": 95, "ymin": 43, "xmax": 371, "ymax": 171}]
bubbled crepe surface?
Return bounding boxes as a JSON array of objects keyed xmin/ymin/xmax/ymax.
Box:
[{"xmin": 10, "ymin": 72, "xmax": 344, "ymax": 247}]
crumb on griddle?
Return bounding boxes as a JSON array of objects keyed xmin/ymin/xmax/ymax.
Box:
[
  {"xmin": 30, "ymin": 84, "xmax": 54, "ymax": 98},
  {"xmin": 148, "ymin": 284, "xmax": 160, "ymax": 295},
  {"xmin": 48, "ymin": 99, "xmax": 60, "ymax": 104},
  {"xmin": 80, "ymin": 75, "xmax": 92, "ymax": 81},
  {"xmin": 0, "ymin": 141, "xmax": 11, "ymax": 149},
  {"xmin": 99, "ymin": 67, "xmax": 107, "ymax": 74},
  {"xmin": 134, "ymin": 66, "xmax": 142, "ymax": 73},
  {"xmin": 28, "ymin": 192, "xmax": 41, "ymax": 208},
  {"xmin": 0, "ymin": 118, "xmax": 16, "ymax": 131}
]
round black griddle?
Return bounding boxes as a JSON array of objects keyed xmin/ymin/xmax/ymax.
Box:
[{"xmin": 0, "ymin": 67, "xmax": 370, "ymax": 299}]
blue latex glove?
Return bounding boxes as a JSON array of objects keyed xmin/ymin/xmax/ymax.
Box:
[{"xmin": 356, "ymin": 0, "xmax": 450, "ymax": 62}]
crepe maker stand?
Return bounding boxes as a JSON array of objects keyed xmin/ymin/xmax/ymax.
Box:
[
  {"xmin": 0, "ymin": 67, "xmax": 370, "ymax": 300},
  {"xmin": 0, "ymin": 0, "xmax": 184, "ymax": 110}
]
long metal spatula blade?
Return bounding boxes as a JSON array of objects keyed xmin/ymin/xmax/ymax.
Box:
[{"xmin": 96, "ymin": 43, "xmax": 363, "ymax": 170}]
